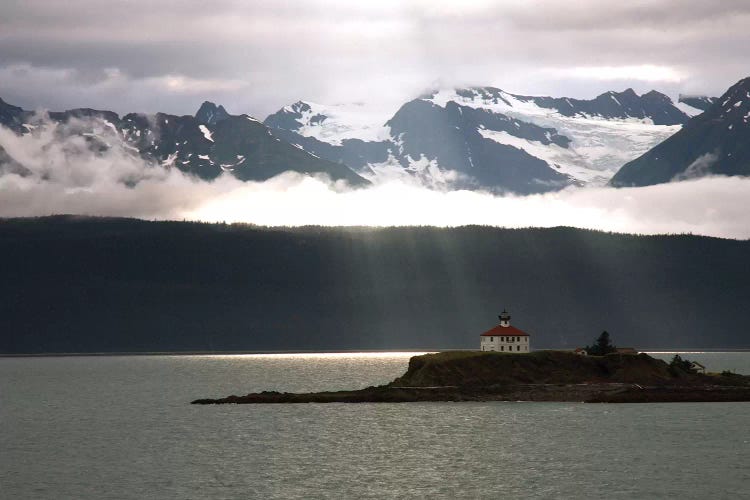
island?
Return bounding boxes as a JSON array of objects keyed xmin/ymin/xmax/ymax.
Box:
[{"xmin": 191, "ymin": 351, "xmax": 750, "ymax": 404}]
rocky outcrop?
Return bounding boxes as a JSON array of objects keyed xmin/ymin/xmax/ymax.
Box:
[{"xmin": 192, "ymin": 351, "xmax": 750, "ymax": 404}]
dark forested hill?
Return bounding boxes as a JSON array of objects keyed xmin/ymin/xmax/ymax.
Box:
[{"xmin": 1, "ymin": 217, "xmax": 748, "ymax": 353}]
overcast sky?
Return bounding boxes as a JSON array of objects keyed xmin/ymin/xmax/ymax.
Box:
[{"xmin": 2, "ymin": 0, "xmax": 750, "ymax": 118}]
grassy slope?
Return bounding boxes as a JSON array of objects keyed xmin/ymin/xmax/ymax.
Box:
[{"xmin": 390, "ymin": 351, "xmax": 746, "ymax": 387}]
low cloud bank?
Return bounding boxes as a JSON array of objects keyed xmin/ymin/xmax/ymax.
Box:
[
  {"xmin": 1, "ymin": 121, "xmax": 748, "ymax": 239},
  {"xmin": 183, "ymin": 175, "xmax": 750, "ymax": 239}
]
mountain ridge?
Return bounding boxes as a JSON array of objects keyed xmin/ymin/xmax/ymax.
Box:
[
  {"xmin": 611, "ymin": 77, "xmax": 750, "ymax": 186},
  {"xmin": 0, "ymin": 98, "xmax": 369, "ymax": 186},
  {"xmin": 2, "ymin": 80, "xmax": 740, "ymax": 192},
  {"xmin": 264, "ymin": 86, "xmax": 690, "ymax": 191}
]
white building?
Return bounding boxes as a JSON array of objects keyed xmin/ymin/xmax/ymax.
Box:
[{"xmin": 479, "ymin": 310, "xmax": 531, "ymax": 352}]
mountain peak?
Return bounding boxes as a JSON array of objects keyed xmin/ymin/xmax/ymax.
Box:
[
  {"xmin": 599, "ymin": 88, "xmax": 638, "ymax": 100},
  {"xmin": 0, "ymin": 97, "xmax": 24, "ymax": 113},
  {"xmin": 289, "ymin": 101, "xmax": 313, "ymax": 113},
  {"xmin": 195, "ymin": 101, "xmax": 230, "ymax": 125},
  {"xmin": 642, "ymin": 90, "xmax": 672, "ymax": 104},
  {"xmin": 0, "ymin": 97, "xmax": 28, "ymax": 132}
]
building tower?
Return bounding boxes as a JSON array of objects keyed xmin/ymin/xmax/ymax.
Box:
[{"xmin": 499, "ymin": 309, "xmax": 511, "ymax": 327}]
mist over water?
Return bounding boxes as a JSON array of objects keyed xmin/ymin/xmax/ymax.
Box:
[{"xmin": 1, "ymin": 119, "xmax": 750, "ymax": 239}]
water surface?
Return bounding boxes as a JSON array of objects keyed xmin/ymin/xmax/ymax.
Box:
[{"xmin": 2, "ymin": 352, "xmax": 748, "ymax": 499}]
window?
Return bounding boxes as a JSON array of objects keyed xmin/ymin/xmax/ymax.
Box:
[
  {"xmin": 517, "ymin": 345, "xmax": 521, "ymax": 351},
  {"xmin": 490, "ymin": 337, "xmax": 494, "ymax": 342},
  {"xmin": 501, "ymin": 346, "xmax": 504, "ymax": 351}
]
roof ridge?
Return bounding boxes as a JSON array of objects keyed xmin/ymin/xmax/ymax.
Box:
[{"xmin": 479, "ymin": 324, "xmax": 530, "ymax": 336}]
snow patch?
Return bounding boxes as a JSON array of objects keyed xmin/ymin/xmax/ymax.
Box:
[
  {"xmin": 277, "ymin": 101, "xmax": 394, "ymax": 145},
  {"xmin": 103, "ymin": 120, "xmax": 119, "ymax": 135},
  {"xmin": 479, "ymin": 129, "xmax": 604, "ymax": 184},
  {"xmin": 674, "ymin": 102, "xmax": 704, "ymax": 117},
  {"xmin": 161, "ymin": 153, "xmax": 178, "ymax": 167},
  {"xmin": 199, "ymin": 124, "xmax": 214, "ymax": 142}
]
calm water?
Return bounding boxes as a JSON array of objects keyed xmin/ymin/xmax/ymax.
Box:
[{"xmin": 2, "ymin": 352, "xmax": 749, "ymax": 499}]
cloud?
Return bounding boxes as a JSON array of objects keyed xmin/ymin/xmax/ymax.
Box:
[
  {"xmin": 1, "ymin": 1, "xmax": 749, "ymax": 116},
  {"xmin": 1, "ymin": 120, "xmax": 748, "ymax": 240},
  {"xmin": 183, "ymin": 175, "xmax": 750, "ymax": 239},
  {"xmin": 556, "ymin": 65, "xmax": 686, "ymax": 83},
  {"xmin": 0, "ymin": 118, "xmax": 241, "ymax": 219},
  {"xmin": 673, "ymin": 151, "xmax": 719, "ymax": 181}
]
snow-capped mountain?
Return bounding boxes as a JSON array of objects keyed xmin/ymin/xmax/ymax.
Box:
[
  {"xmin": 471, "ymin": 87, "xmax": 690, "ymax": 125},
  {"xmin": 611, "ymin": 77, "xmax": 750, "ymax": 186},
  {"xmin": 0, "ymin": 99, "xmax": 368, "ymax": 186},
  {"xmin": 266, "ymin": 97, "xmax": 572, "ymax": 193},
  {"xmin": 385, "ymin": 96, "xmax": 572, "ymax": 192},
  {"xmin": 264, "ymin": 87, "xmax": 692, "ymax": 191},
  {"xmin": 2, "ymin": 83, "xmax": 720, "ymax": 194}
]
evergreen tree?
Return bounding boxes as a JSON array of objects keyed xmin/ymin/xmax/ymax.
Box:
[
  {"xmin": 669, "ymin": 354, "xmax": 697, "ymax": 374},
  {"xmin": 586, "ymin": 330, "xmax": 617, "ymax": 355}
]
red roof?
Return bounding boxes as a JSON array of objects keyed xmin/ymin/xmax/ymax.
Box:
[{"xmin": 480, "ymin": 324, "xmax": 530, "ymax": 337}]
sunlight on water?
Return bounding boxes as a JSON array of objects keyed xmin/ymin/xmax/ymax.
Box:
[{"xmin": 199, "ymin": 351, "xmax": 430, "ymax": 360}]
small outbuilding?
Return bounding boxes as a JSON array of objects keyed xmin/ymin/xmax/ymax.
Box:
[
  {"xmin": 690, "ymin": 361, "xmax": 706, "ymax": 374},
  {"xmin": 479, "ymin": 310, "xmax": 530, "ymax": 352}
]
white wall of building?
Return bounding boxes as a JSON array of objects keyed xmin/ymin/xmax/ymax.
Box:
[{"xmin": 480, "ymin": 335, "xmax": 530, "ymax": 352}]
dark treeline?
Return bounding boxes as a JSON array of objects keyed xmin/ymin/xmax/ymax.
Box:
[{"xmin": 1, "ymin": 216, "xmax": 748, "ymax": 353}]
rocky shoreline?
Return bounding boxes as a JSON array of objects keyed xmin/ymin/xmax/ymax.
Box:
[{"xmin": 192, "ymin": 351, "xmax": 750, "ymax": 404}]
